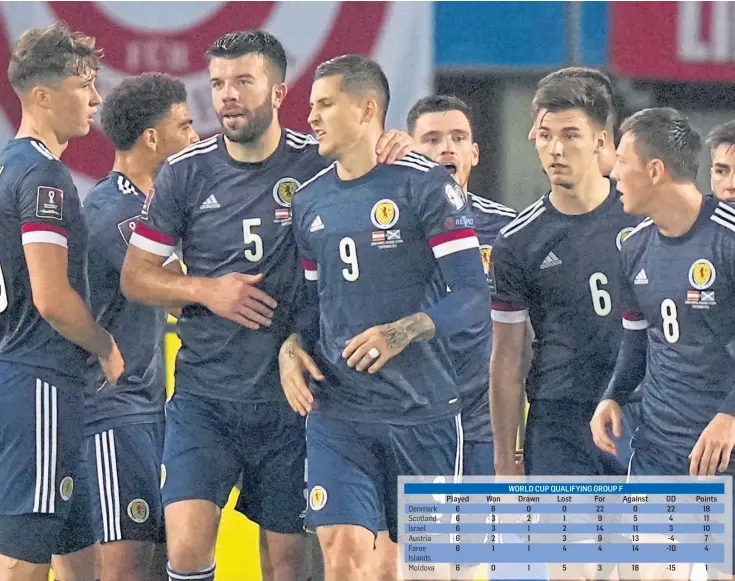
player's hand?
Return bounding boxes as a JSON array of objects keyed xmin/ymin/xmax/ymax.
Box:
[
  {"xmin": 376, "ymin": 129, "xmax": 416, "ymax": 164},
  {"xmin": 689, "ymin": 413, "xmax": 735, "ymax": 476},
  {"xmin": 279, "ymin": 335, "xmax": 323, "ymax": 416},
  {"xmin": 99, "ymin": 336, "xmax": 124, "ymax": 385},
  {"xmin": 202, "ymin": 272, "xmax": 277, "ymax": 330},
  {"xmin": 590, "ymin": 399, "xmax": 623, "ymax": 456},
  {"xmin": 343, "ymin": 313, "xmax": 435, "ymax": 374}
]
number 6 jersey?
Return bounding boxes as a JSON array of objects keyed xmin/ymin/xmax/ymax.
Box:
[
  {"xmin": 491, "ymin": 181, "xmax": 641, "ymax": 403},
  {"xmin": 617, "ymin": 197, "xmax": 735, "ymax": 453},
  {"xmin": 129, "ymin": 131, "xmax": 328, "ymax": 402}
]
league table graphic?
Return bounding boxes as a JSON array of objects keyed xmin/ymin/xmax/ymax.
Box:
[{"xmin": 398, "ymin": 476, "xmax": 733, "ymax": 580}]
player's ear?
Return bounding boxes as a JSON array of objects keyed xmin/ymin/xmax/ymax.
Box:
[
  {"xmin": 471, "ymin": 142, "xmax": 480, "ymax": 168},
  {"xmin": 30, "ymin": 85, "xmax": 52, "ymax": 110},
  {"xmin": 142, "ymin": 127, "xmax": 158, "ymax": 152},
  {"xmin": 362, "ymin": 97, "xmax": 379, "ymax": 125},
  {"xmin": 647, "ymin": 158, "xmax": 665, "ymax": 185},
  {"xmin": 595, "ymin": 128, "xmax": 608, "ymax": 156},
  {"xmin": 272, "ymin": 82, "xmax": 288, "ymax": 111}
]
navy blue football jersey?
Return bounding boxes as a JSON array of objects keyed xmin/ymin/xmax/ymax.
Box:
[
  {"xmin": 491, "ymin": 181, "xmax": 642, "ymax": 402},
  {"xmin": 617, "ymin": 197, "xmax": 735, "ymax": 453},
  {"xmin": 130, "ymin": 130, "xmax": 328, "ymax": 402},
  {"xmin": 453, "ymin": 192, "xmax": 516, "ymax": 441},
  {"xmin": 0, "ymin": 138, "xmax": 88, "ymax": 387},
  {"xmin": 83, "ymin": 172, "xmax": 169, "ymax": 432},
  {"xmin": 292, "ymin": 152, "xmax": 487, "ymax": 424}
]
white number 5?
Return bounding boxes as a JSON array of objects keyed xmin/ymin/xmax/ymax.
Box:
[
  {"xmin": 242, "ymin": 218, "xmax": 263, "ymax": 262},
  {"xmin": 340, "ymin": 237, "xmax": 359, "ymax": 281},
  {"xmin": 589, "ymin": 272, "xmax": 612, "ymax": 317},
  {"xmin": 0, "ymin": 264, "xmax": 7, "ymax": 313}
]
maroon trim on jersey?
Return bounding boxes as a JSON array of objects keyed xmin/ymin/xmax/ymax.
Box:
[
  {"xmin": 622, "ymin": 311, "xmax": 645, "ymax": 322},
  {"xmin": 491, "ymin": 300, "xmax": 527, "ymax": 312},
  {"xmin": 301, "ymin": 259, "xmax": 318, "ymax": 271},
  {"xmin": 21, "ymin": 222, "xmax": 68, "ymax": 237},
  {"xmin": 134, "ymin": 223, "xmax": 175, "ymax": 246},
  {"xmin": 428, "ymin": 228, "xmax": 476, "ymax": 247}
]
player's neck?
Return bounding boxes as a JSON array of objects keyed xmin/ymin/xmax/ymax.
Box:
[
  {"xmin": 224, "ymin": 120, "xmax": 282, "ymax": 164},
  {"xmin": 112, "ymin": 150, "xmax": 156, "ymax": 195},
  {"xmin": 549, "ymin": 171, "xmax": 609, "ymax": 215},
  {"xmin": 649, "ymin": 184, "xmax": 704, "ymax": 238},
  {"xmin": 16, "ymin": 111, "xmax": 68, "ymax": 158},
  {"xmin": 335, "ymin": 129, "xmax": 381, "ymax": 181}
]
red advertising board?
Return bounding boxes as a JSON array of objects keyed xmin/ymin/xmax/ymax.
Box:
[
  {"xmin": 0, "ymin": 2, "xmax": 431, "ymax": 191},
  {"xmin": 610, "ymin": 1, "xmax": 735, "ymax": 82}
]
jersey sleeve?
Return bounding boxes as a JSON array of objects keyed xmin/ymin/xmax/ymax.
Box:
[
  {"xmin": 619, "ymin": 248, "xmax": 649, "ymax": 331},
  {"xmin": 291, "ymin": 195, "xmax": 319, "ymax": 348},
  {"xmin": 490, "ymin": 233, "xmax": 530, "ymax": 324},
  {"xmin": 84, "ymin": 200, "xmax": 138, "ymax": 272},
  {"xmin": 129, "ymin": 161, "xmax": 186, "ymax": 258},
  {"xmin": 412, "ymin": 168, "xmax": 489, "ymax": 338},
  {"xmin": 16, "ymin": 160, "xmax": 78, "ymax": 248}
]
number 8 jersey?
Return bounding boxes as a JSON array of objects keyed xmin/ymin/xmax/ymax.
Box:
[
  {"xmin": 618, "ymin": 196, "xmax": 735, "ymax": 453},
  {"xmin": 129, "ymin": 131, "xmax": 329, "ymax": 402},
  {"xmin": 491, "ymin": 181, "xmax": 641, "ymax": 402}
]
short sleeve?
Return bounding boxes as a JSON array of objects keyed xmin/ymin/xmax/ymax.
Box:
[
  {"xmin": 413, "ymin": 165, "xmax": 479, "ymax": 259},
  {"xmin": 490, "ymin": 232, "xmax": 530, "ymax": 324},
  {"xmin": 16, "ymin": 160, "xmax": 78, "ymax": 248},
  {"xmin": 129, "ymin": 162, "xmax": 186, "ymax": 257},
  {"xmin": 620, "ymin": 248, "xmax": 649, "ymax": 331},
  {"xmin": 84, "ymin": 198, "xmax": 139, "ymax": 272},
  {"xmin": 291, "ymin": 194, "xmax": 317, "ymax": 281}
]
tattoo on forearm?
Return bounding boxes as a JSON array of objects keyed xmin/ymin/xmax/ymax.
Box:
[
  {"xmin": 381, "ymin": 326, "xmax": 410, "ymax": 350},
  {"xmin": 381, "ymin": 313, "xmax": 436, "ymax": 350},
  {"xmin": 405, "ymin": 314, "xmax": 436, "ymax": 342}
]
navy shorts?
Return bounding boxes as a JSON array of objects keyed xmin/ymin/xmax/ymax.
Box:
[
  {"xmin": 164, "ymin": 392, "xmax": 306, "ymax": 534},
  {"xmin": 54, "ymin": 459, "xmax": 95, "ymax": 555},
  {"xmin": 0, "ymin": 363, "xmax": 83, "ymax": 563},
  {"xmin": 86, "ymin": 421, "xmax": 165, "ymax": 544},
  {"xmin": 524, "ymin": 399, "xmax": 628, "ymax": 476},
  {"xmin": 305, "ymin": 412, "xmax": 461, "ymax": 543}
]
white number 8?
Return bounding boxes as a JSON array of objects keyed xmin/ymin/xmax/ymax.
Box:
[
  {"xmin": 661, "ymin": 298, "xmax": 679, "ymax": 343},
  {"xmin": 589, "ymin": 272, "xmax": 612, "ymax": 317},
  {"xmin": 340, "ymin": 237, "xmax": 359, "ymax": 282}
]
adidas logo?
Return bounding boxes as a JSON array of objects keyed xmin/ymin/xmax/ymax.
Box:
[
  {"xmin": 540, "ymin": 251, "xmax": 562, "ymax": 270},
  {"xmin": 309, "ymin": 215, "xmax": 324, "ymax": 232},
  {"xmin": 634, "ymin": 269, "xmax": 648, "ymax": 285},
  {"xmin": 199, "ymin": 195, "xmax": 220, "ymax": 210}
]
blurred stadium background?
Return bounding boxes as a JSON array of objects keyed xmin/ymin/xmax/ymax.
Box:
[{"xmin": 1, "ymin": 2, "xmax": 731, "ymax": 579}]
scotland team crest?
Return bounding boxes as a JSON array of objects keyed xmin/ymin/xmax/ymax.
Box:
[
  {"xmin": 273, "ymin": 178, "xmax": 300, "ymax": 207},
  {"xmin": 371, "ymin": 199, "xmax": 400, "ymax": 229},
  {"xmin": 688, "ymin": 259, "xmax": 716, "ymax": 290}
]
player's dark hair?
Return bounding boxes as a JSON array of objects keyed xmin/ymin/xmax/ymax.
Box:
[
  {"xmin": 101, "ymin": 73, "xmax": 187, "ymax": 151},
  {"xmin": 406, "ymin": 95, "xmax": 474, "ymax": 137},
  {"xmin": 531, "ymin": 76, "xmax": 611, "ymax": 132},
  {"xmin": 620, "ymin": 107, "xmax": 701, "ymax": 183},
  {"xmin": 206, "ymin": 30, "xmax": 287, "ymax": 83},
  {"xmin": 705, "ymin": 120, "xmax": 735, "ymax": 155},
  {"xmin": 313, "ymin": 54, "xmax": 390, "ymax": 126},
  {"xmin": 8, "ymin": 22, "xmax": 101, "ymax": 94},
  {"xmin": 538, "ymin": 67, "xmax": 618, "ymax": 139}
]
